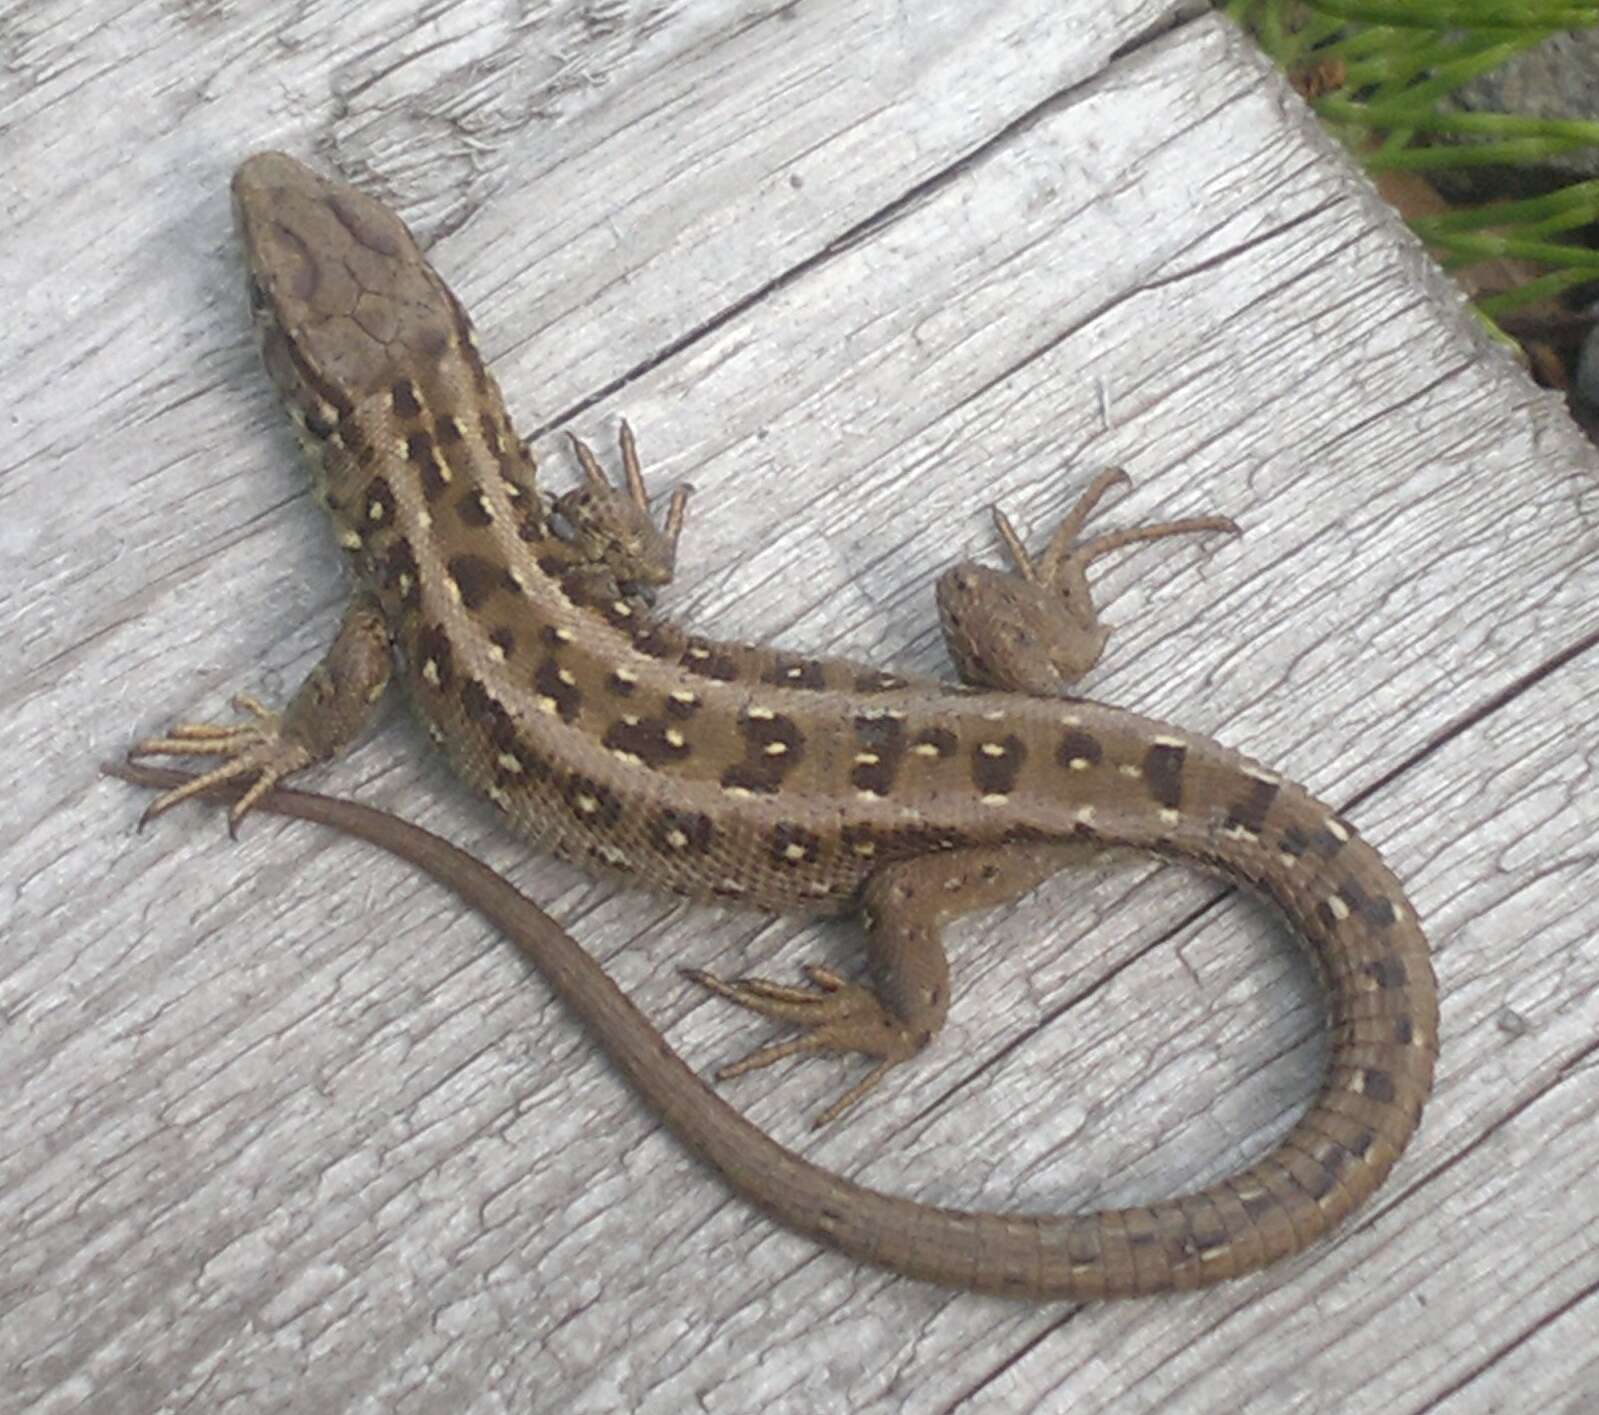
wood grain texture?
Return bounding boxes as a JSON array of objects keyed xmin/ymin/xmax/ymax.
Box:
[{"xmin": 3, "ymin": 0, "xmax": 1596, "ymax": 1410}]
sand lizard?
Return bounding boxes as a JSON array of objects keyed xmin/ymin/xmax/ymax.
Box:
[{"xmin": 124, "ymin": 152, "xmax": 1439, "ymax": 1298}]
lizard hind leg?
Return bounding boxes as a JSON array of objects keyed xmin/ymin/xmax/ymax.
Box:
[
  {"xmin": 685, "ymin": 843, "xmax": 1079, "ymax": 1127},
  {"xmin": 934, "ymin": 468, "xmax": 1239, "ymax": 696}
]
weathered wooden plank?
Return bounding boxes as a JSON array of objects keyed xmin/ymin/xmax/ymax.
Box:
[{"xmin": 2, "ymin": 0, "xmax": 1596, "ymax": 1411}]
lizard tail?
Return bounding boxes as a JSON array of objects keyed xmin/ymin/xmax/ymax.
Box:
[{"xmin": 109, "ymin": 763, "xmax": 1436, "ymax": 1298}]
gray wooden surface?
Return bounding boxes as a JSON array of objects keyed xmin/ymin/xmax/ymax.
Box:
[{"xmin": 4, "ymin": 2, "xmax": 1597, "ymax": 1411}]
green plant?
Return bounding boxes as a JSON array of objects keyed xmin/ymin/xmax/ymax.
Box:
[{"xmin": 1224, "ymin": 0, "xmax": 1599, "ymax": 316}]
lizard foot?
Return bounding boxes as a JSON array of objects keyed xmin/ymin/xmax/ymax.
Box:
[
  {"xmin": 128, "ymin": 693, "xmax": 314, "ymax": 833},
  {"xmin": 127, "ymin": 594, "xmax": 393, "ymax": 834},
  {"xmin": 682, "ymin": 963, "xmax": 926, "ymax": 1127},
  {"xmin": 557, "ymin": 420, "xmax": 694, "ymax": 593},
  {"xmin": 935, "ymin": 467, "xmax": 1239, "ymax": 694}
]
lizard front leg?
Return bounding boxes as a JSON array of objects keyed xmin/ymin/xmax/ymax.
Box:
[
  {"xmin": 129, "ymin": 593, "xmax": 393, "ymax": 831},
  {"xmin": 132, "ymin": 424, "xmax": 690, "ymax": 833},
  {"xmin": 689, "ymin": 471, "xmax": 1238, "ymax": 1125}
]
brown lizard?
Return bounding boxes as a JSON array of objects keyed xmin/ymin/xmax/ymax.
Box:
[{"xmin": 123, "ymin": 151, "xmax": 1439, "ymax": 1299}]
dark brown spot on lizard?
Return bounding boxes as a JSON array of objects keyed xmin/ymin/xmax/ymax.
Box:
[
  {"xmin": 1344, "ymin": 1127, "xmax": 1376, "ymax": 1160},
  {"xmin": 1309, "ymin": 826, "xmax": 1349, "ymax": 858},
  {"xmin": 459, "ymin": 678, "xmax": 518, "ymax": 758},
  {"xmin": 972, "ymin": 734, "xmax": 1025, "ymax": 797},
  {"xmin": 363, "ymin": 476, "xmax": 397, "ymax": 528},
  {"xmin": 493, "ymin": 734, "xmax": 549, "ymax": 783},
  {"xmin": 912, "ymin": 726, "xmax": 957, "ymax": 760},
  {"xmin": 1225, "ymin": 775, "xmax": 1280, "ymax": 836},
  {"xmin": 602, "ymin": 716, "xmax": 691, "ymax": 768},
  {"xmin": 1339, "ymin": 878, "xmax": 1398, "ymax": 929},
  {"xmin": 456, "ymin": 489, "xmax": 494, "ymax": 529},
  {"xmin": 1360, "ymin": 1069, "xmax": 1396, "ymax": 1104},
  {"xmin": 533, "ymin": 655, "xmax": 582, "ymax": 724},
  {"xmin": 447, "ymin": 553, "xmax": 509, "ymax": 612},
  {"xmin": 1057, "ymin": 729, "xmax": 1103, "ymax": 770},
  {"xmin": 487, "ymin": 626, "xmax": 517, "ymax": 661},
  {"xmin": 653, "ymin": 809, "xmax": 713, "ymax": 854},
  {"xmin": 391, "ymin": 379, "xmax": 421, "ymax": 418},
  {"xmin": 851, "ymin": 713, "xmax": 906, "ymax": 797},
  {"xmin": 1143, "ymin": 740, "xmax": 1186, "ymax": 811},
  {"xmin": 770, "ymin": 822, "xmax": 822, "ymax": 867},
  {"xmin": 1187, "ymin": 1216, "xmax": 1231, "ymax": 1255},
  {"xmin": 302, "ymin": 399, "xmax": 338, "ymax": 441},
  {"xmin": 330, "ymin": 409, "xmax": 370, "ymax": 470},
  {"xmin": 1235, "ymin": 1187, "xmax": 1281, "ymax": 1223},
  {"xmin": 562, "ymin": 772, "xmax": 622, "ymax": 828},
  {"xmin": 681, "ymin": 638, "xmax": 740, "ymax": 682},
  {"xmin": 415, "ymin": 622, "xmax": 453, "ymax": 690},
  {"xmin": 632, "ymin": 623, "xmax": 684, "ymax": 660},
  {"xmin": 1278, "ymin": 826, "xmax": 1311, "ymax": 859},
  {"xmin": 1294, "ymin": 1147, "xmax": 1341, "ymax": 1201},
  {"xmin": 841, "ymin": 824, "xmax": 878, "ymax": 858},
  {"xmin": 557, "ymin": 567, "xmax": 619, "ymax": 614},
  {"xmin": 763, "ymin": 656, "xmax": 828, "ymax": 690},
  {"xmin": 599, "ymin": 597, "xmax": 639, "ymax": 631},
  {"xmin": 507, "ymin": 488, "xmax": 543, "ymax": 542},
  {"xmin": 720, "ymin": 710, "xmax": 804, "ymax": 795},
  {"xmin": 326, "ymin": 189, "xmax": 404, "ymax": 258},
  {"xmin": 1361, "ymin": 957, "xmax": 1409, "ymax": 989},
  {"xmin": 406, "ymin": 429, "xmax": 449, "ymax": 501},
  {"xmin": 380, "ymin": 538, "xmax": 421, "ymax": 610},
  {"xmin": 417, "ymin": 323, "xmax": 450, "ymax": 362}
]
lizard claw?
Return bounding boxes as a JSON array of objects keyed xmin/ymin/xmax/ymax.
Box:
[
  {"xmin": 682, "ymin": 963, "xmax": 925, "ymax": 1126},
  {"xmin": 558, "ymin": 421, "xmax": 693, "ymax": 591},
  {"xmin": 936, "ymin": 468, "xmax": 1239, "ymax": 694},
  {"xmin": 126, "ymin": 594, "xmax": 393, "ymax": 835},
  {"xmin": 129, "ymin": 694, "xmax": 314, "ymax": 832}
]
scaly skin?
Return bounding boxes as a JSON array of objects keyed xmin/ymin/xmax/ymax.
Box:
[{"xmin": 124, "ymin": 153, "xmax": 1438, "ymax": 1297}]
